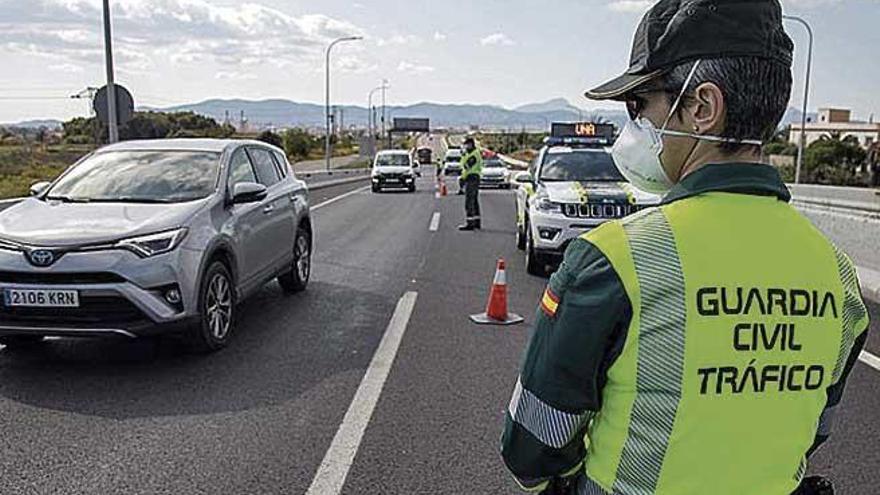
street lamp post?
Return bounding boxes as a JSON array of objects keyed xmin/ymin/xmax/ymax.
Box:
[
  {"xmin": 367, "ymin": 83, "xmax": 388, "ymax": 138},
  {"xmin": 381, "ymin": 78, "xmax": 388, "ymax": 138},
  {"xmin": 102, "ymin": 0, "xmax": 119, "ymax": 144},
  {"xmin": 325, "ymin": 35, "xmax": 362, "ymax": 172},
  {"xmin": 783, "ymin": 15, "xmax": 813, "ymax": 184}
]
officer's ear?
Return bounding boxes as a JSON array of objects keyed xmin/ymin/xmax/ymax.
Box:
[{"xmin": 689, "ymin": 81, "xmax": 726, "ymax": 136}]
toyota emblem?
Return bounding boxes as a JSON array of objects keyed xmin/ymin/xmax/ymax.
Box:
[{"xmin": 27, "ymin": 249, "xmax": 56, "ymax": 267}]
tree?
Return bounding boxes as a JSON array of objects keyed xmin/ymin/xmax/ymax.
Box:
[
  {"xmin": 803, "ymin": 135, "xmax": 867, "ymax": 186},
  {"xmin": 61, "ymin": 111, "xmax": 234, "ymax": 144},
  {"xmin": 257, "ymin": 130, "xmax": 283, "ymax": 149},
  {"xmin": 281, "ymin": 128, "xmax": 317, "ymax": 160}
]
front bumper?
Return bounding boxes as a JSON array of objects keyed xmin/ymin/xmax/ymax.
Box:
[
  {"xmin": 529, "ymin": 209, "xmax": 607, "ymax": 257},
  {"xmin": 480, "ymin": 175, "xmax": 509, "ymax": 187},
  {"xmin": 0, "ymin": 245, "xmax": 202, "ymax": 339},
  {"xmin": 372, "ymin": 175, "xmax": 416, "ymax": 188}
]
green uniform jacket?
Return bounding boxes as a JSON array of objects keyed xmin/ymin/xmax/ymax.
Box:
[{"xmin": 501, "ymin": 163, "xmax": 870, "ymax": 494}]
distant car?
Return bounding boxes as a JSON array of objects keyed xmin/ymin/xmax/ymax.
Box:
[
  {"xmin": 480, "ymin": 158, "xmax": 511, "ymax": 189},
  {"xmin": 443, "ymin": 149, "xmax": 463, "ymax": 176},
  {"xmin": 0, "ymin": 139, "xmax": 312, "ymax": 352},
  {"xmin": 372, "ymin": 150, "xmax": 417, "ymax": 193}
]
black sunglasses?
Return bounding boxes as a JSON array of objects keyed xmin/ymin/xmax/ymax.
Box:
[{"xmin": 624, "ymin": 87, "xmax": 674, "ymax": 120}]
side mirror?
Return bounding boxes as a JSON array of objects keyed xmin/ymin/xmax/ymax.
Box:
[
  {"xmin": 514, "ymin": 172, "xmax": 534, "ymax": 185},
  {"xmin": 29, "ymin": 181, "xmax": 51, "ymax": 196},
  {"xmin": 231, "ymin": 182, "xmax": 268, "ymax": 204}
]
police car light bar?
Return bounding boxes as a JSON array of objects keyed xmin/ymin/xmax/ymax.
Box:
[
  {"xmin": 547, "ymin": 122, "xmax": 615, "ymax": 146},
  {"xmin": 550, "ymin": 122, "xmax": 615, "ymax": 139}
]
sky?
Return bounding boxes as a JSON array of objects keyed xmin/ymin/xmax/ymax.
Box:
[{"xmin": 0, "ymin": 0, "xmax": 878, "ymax": 123}]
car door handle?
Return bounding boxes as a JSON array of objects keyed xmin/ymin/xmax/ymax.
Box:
[{"xmin": 263, "ymin": 204, "xmax": 275, "ymax": 214}]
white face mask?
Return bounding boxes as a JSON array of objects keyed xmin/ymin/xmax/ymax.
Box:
[{"xmin": 611, "ymin": 59, "xmax": 762, "ymax": 195}]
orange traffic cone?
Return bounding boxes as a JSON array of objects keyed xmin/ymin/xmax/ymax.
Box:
[
  {"xmin": 470, "ymin": 258, "xmax": 524, "ymax": 325},
  {"xmin": 440, "ymin": 181, "xmax": 448, "ymax": 197}
]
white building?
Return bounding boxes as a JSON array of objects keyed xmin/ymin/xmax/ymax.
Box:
[{"xmin": 789, "ymin": 108, "xmax": 880, "ymax": 149}]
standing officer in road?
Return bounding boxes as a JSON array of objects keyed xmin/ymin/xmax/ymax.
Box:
[
  {"xmin": 501, "ymin": 1, "xmax": 869, "ymax": 494},
  {"xmin": 458, "ymin": 136, "xmax": 484, "ymax": 230}
]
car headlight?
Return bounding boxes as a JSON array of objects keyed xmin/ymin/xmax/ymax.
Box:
[
  {"xmin": 116, "ymin": 228, "xmax": 188, "ymax": 258},
  {"xmin": 533, "ymin": 195, "xmax": 563, "ymax": 214}
]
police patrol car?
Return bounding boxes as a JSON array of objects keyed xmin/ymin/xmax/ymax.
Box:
[{"xmin": 514, "ymin": 122, "xmax": 661, "ymax": 276}]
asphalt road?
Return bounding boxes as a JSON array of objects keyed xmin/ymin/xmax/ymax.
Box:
[{"xmin": 0, "ymin": 166, "xmax": 878, "ymax": 494}]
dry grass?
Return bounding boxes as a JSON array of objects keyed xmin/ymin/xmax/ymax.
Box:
[{"xmin": 0, "ymin": 145, "xmax": 90, "ymax": 199}]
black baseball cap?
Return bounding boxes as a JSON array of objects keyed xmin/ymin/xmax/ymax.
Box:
[{"xmin": 585, "ymin": 0, "xmax": 793, "ymax": 101}]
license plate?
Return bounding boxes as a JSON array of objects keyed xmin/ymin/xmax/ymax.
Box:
[{"xmin": 4, "ymin": 289, "xmax": 80, "ymax": 308}]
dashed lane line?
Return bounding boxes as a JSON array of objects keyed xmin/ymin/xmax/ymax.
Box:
[
  {"xmin": 310, "ymin": 185, "xmax": 371, "ymax": 212},
  {"xmin": 860, "ymin": 351, "xmax": 880, "ymax": 373},
  {"xmin": 305, "ymin": 291, "xmax": 419, "ymax": 495},
  {"xmin": 429, "ymin": 212, "xmax": 441, "ymax": 232}
]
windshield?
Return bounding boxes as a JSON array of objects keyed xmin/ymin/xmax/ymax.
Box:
[
  {"xmin": 485, "ymin": 159, "xmax": 505, "ymax": 168},
  {"xmin": 539, "ymin": 149, "xmax": 624, "ymax": 182},
  {"xmin": 375, "ymin": 154, "xmax": 411, "ymax": 167},
  {"xmin": 46, "ymin": 150, "xmax": 220, "ymax": 203}
]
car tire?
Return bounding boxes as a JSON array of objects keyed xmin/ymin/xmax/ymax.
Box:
[
  {"xmin": 188, "ymin": 261, "xmax": 235, "ymax": 353},
  {"xmin": 0, "ymin": 335, "xmax": 44, "ymax": 350},
  {"xmin": 408, "ymin": 184, "xmax": 416, "ymax": 193},
  {"xmin": 372, "ymin": 184, "xmax": 380, "ymax": 193},
  {"xmin": 516, "ymin": 218, "xmax": 527, "ymax": 251},
  {"xmin": 278, "ymin": 227, "xmax": 311, "ymax": 294},
  {"xmin": 525, "ymin": 224, "xmax": 547, "ymax": 277}
]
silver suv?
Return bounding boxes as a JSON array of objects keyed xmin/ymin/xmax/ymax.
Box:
[{"xmin": 0, "ymin": 139, "xmax": 312, "ymax": 352}]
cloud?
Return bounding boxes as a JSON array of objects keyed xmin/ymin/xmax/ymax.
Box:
[
  {"xmin": 433, "ymin": 31, "xmax": 447, "ymax": 42},
  {"xmin": 48, "ymin": 63, "xmax": 84, "ymax": 73},
  {"xmin": 215, "ymin": 71, "xmax": 257, "ymax": 80},
  {"xmin": 335, "ymin": 55, "xmax": 378, "ymax": 73},
  {"xmin": 607, "ymin": 0, "xmax": 653, "ymax": 12},
  {"xmin": 0, "ymin": 0, "xmax": 366, "ymax": 71},
  {"xmin": 376, "ymin": 34, "xmax": 421, "ymax": 47},
  {"xmin": 480, "ymin": 33, "xmax": 515, "ymax": 47},
  {"xmin": 397, "ymin": 61, "xmax": 435, "ymax": 74}
]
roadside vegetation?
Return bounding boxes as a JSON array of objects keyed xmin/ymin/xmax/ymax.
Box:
[{"xmin": 0, "ymin": 113, "xmax": 362, "ymax": 199}]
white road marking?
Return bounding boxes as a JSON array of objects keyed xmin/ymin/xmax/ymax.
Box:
[
  {"xmin": 860, "ymin": 351, "xmax": 880, "ymax": 372},
  {"xmin": 305, "ymin": 291, "xmax": 419, "ymax": 495},
  {"xmin": 311, "ymin": 185, "xmax": 371, "ymax": 212},
  {"xmin": 429, "ymin": 212, "xmax": 441, "ymax": 231}
]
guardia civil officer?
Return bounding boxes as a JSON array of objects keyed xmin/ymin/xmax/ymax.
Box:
[
  {"xmin": 501, "ymin": 1, "xmax": 869, "ymax": 494},
  {"xmin": 458, "ymin": 136, "xmax": 484, "ymax": 231}
]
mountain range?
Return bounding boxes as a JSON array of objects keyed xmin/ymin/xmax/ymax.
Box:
[{"xmin": 4, "ymin": 98, "xmax": 817, "ymax": 132}]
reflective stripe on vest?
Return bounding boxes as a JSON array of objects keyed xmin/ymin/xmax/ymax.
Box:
[
  {"xmin": 460, "ymin": 149, "xmax": 483, "ymax": 179},
  {"xmin": 613, "ymin": 209, "xmax": 687, "ymax": 495}
]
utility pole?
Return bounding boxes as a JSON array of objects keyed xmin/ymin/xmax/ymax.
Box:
[
  {"xmin": 71, "ymin": 87, "xmax": 99, "ymax": 148},
  {"xmin": 102, "ymin": 0, "xmax": 119, "ymax": 143}
]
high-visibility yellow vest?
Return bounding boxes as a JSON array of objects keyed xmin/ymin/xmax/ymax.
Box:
[
  {"xmin": 459, "ymin": 148, "xmax": 483, "ymax": 180},
  {"xmin": 579, "ymin": 190, "xmax": 868, "ymax": 494}
]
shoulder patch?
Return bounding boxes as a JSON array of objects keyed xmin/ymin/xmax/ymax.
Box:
[{"xmin": 540, "ymin": 286, "xmax": 560, "ymax": 318}]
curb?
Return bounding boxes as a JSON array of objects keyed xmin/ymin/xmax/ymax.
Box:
[{"xmin": 857, "ymin": 265, "xmax": 880, "ymax": 304}]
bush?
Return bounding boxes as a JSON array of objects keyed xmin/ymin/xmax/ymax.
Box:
[{"xmin": 257, "ymin": 130, "xmax": 284, "ymax": 148}]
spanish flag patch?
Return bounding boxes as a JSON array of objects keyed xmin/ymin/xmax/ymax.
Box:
[{"xmin": 540, "ymin": 287, "xmax": 560, "ymax": 318}]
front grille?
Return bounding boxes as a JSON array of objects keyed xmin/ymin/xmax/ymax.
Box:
[
  {"xmin": 0, "ymin": 271, "xmax": 126, "ymax": 285},
  {"xmin": 561, "ymin": 203, "xmax": 646, "ymax": 219},
  {"xmin": 0, "ymin": 295, "xmax": 148, "ymax": 326},
  {"xmin": 380, "ymin": 173, "xmax": 405, "ymax": 180}
]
